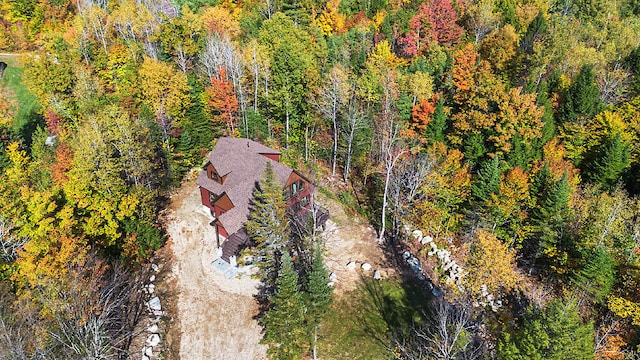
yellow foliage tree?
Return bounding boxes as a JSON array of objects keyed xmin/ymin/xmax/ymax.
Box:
[{"xmin": 463, "ymin": 229, "xmax": 519, "ymax": 298}]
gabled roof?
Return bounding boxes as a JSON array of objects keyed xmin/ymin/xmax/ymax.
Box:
[{"xmin": 196, "ymin": 138, "xmax": 293, "ymax": 235}]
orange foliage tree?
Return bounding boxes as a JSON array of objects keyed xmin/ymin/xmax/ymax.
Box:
[{"xmin": 205, "ymin": 67, "xmax": 239, "ymax": 136}]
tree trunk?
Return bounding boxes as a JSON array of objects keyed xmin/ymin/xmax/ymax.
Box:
[{"xmin": 332, "ymin": 109, "xmax": 338, "ymax": 177}]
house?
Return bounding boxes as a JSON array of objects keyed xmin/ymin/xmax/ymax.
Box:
[{"xmin": 196, "ymin": 138, "xmax": 325, "ymax": 263}]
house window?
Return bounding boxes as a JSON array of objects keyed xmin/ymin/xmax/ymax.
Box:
[
  {"xmin": 209, "ymin": 191, "xmax": 217, "ymax": 205},
  {"xmin": 300, "ymin": 195, "xmax": 310, "ymax": 208},
  {"xmin": 289, "ymin": 180, "xmax": 305, "ymax": 197},
  {"xmin": 209, "ymin": 169, "xmax": 220, "ymax": 183}
]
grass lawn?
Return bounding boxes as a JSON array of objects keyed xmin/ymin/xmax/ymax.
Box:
[
  {"xmin": 317, "ymin": 278, "xmax": 433, "ymax": 359},
  {"xmin": 0, "ymin": 54, "xmax": 43, "ymax": 146}
]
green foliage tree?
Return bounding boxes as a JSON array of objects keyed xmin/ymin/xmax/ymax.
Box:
[
  {"xmin": 572, "ymin": 247, "xmax": 615, "ymax": 303},
  {"xmin": 261, "ymin": 252, "xmax": 308, "ymax": 360},
  {"xmin": 258, "ymin": 12, "xmax": 318, "ymax": 148},
  {"xmin": 530, "ymin": 171, "xmax": 572, "ymax": 272},
  {"xmin": 560, "ymin": 64, "xmax": 602, "ymax": 125},
  {"xmin": 586, "ymin": 133, "xmax": 630, "ymax": 191},
  {"xmin": 305, "ymin": 245, "xmax": 333, "ymax": 357},
  {"xmin": 498, "ymin": 299, "xmax": 594, "ymax": 360},
  {"xmin": 471, "ymin": 155, "xmax": 502, "ymax": 205},
  {"xmin": 425, "ymin": 96, "xmax": 447, "ymax": 144},
  {"xmin": 246, "ymin": 161, "xmax": 290, "ymax": 288},
  {"xmin": 521, "ymin": 11, "xmax": 548, "ymax": 54}
]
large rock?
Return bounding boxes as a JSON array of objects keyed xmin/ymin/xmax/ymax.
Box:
[
  {"xmin": 145, "ymin": 346, "xmax": 153, "ymax": 357},
  {"xmin": 150, "ymin": 275, "xmax": 156, "ymax": 282},
  {"xmin": 148, "ymin": 324, "xmax": 158, "ymax": 333},
  {"xmin": 148, "ymin": 297, "xmax": 161, "ymax": 311},
  {"xmin": 151, "ymin": 263, "xmax": 159, "ymax": 272},
  {"xmin": 373, "ymin": 270, "xmax": 382, "ymax": 280},
  {"xmin": 146, "ymin": 334, "xmax": 160, "ymax": 347},
  {"xmin": 361, "ymin": 263, "xmax": 372, "ymax": 271},
  {"xmin": 420, "ymin": 235, "xmax": 433, "ymax": 245},
  {"xmin": 411, "ymin": 229, "xmax": 423, "ymax": 240},
  {"xmin": 346, "ymin": 261, "xmax": 357, "ymax": 270}
]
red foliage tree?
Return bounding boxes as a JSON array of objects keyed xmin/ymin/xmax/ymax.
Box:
[
  {"xmin": 45, "ymin": 109, "xmax": 65, "ymax": 135},
  {"xmin": 399, "ymin": 0, "xmax": 463, "ymax": 57},
  {"xmin": 427, "ymin": 0, "xmax": 463, "ymax": 46}
]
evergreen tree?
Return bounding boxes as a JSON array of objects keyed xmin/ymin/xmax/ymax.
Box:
[
  {"xmin": 471, "ymin": 155, "xmax": 502, "ymax": 204},
  {"xmin": 573, "ymin": 247, "xmax": 615, "ymax": 303},
  {"xmin": 531, "ymin": 172, "xmax": 572, "ymax": 271},
  {"xmin": 425, "ymin": 97, "xmax": 448, "ymax": 144},
  {"xmin": 246, "ymin": 161, "xmax": 290, "ymax": 288},
  {"xmin": 559, "ymin": 64, "xmax": 602, "ymax": 124},
  {"xmin": 462, "ymin": 132, "xmax": 487, "ymax": 166},
  {"xmin": 587, "ymin": 133, "xmax": 630, "ymax": 191},
  {"xmin": 305, "ymin": 245, "xmax": 333, "ymax": 358},
  {"xmin": 498, "ymin": 300, "xmax": 594, "ymax": 360},
  {"xmin": 506, "ymin": 132, "xmax": 532, "ymax": 169},
  {"xmin": 521, "ymin": 11, "xmax": 548, "ymax": 54},
  {"xmin": 261, "ymin": 252, "xmax": 308, "ymax": 360}
]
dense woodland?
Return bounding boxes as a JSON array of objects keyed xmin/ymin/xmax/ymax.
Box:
[{"xmin": 2, "ymin": 0, "xmax": 640, "ymax": 357}]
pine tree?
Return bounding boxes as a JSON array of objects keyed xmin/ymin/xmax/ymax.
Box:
[
  {"xmin": 246, "ymin": 161, "xmax": 290, "ymax": 288},
  {"xmin": 587, "ymin": 133, "xmax": 630, "ymax": 191},
  {"xmin": 305, "ymin": 245, "xmax": 333, "ymax": 359},
  {"xmin": 425, "ymin": 96, "xmax": 447, "ymax": 144},
  {"xmin": 560, "ymin": 64, "xmax": 602, "ymax": 124},
  {"xmin": 498, "ymin": 300, "xmax": 594, "ymax": 360},
  {"xmin": 261, "ymin": 252, "xmax": 308, "ymax": 360},
  {"xmin": 471, "ymin": 155, "xmax": 502, "ymax": 204},
  {"xmin": 532, "ymin": 172, "xmax": 572, "ymax": 271},
  {"xmin": 521, "ymin": 11, "xmax": 548, "ymax": 54},
  {"xmin": 573, "ymin": 247, "xmax": 615, "ymax": 303}
]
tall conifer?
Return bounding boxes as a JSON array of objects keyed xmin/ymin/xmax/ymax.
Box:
[
  {"xmin": 246, "ymin": 161, "xmax": 290, "ymax": 288},
  {"xmin": 261, "ymin": 252, "xmax": 308, "ymax": 360}
]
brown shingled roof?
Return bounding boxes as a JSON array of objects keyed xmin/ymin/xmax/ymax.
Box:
[{"xmin": 196, "ymin": 138, "xmax": 292, "ymax": 236}]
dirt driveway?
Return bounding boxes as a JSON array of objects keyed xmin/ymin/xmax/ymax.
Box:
[{"xmin": 161, "ymin": 179, "xmax": 267, "ymax": 360}]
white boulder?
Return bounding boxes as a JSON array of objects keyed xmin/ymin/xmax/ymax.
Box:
[
  {"xmin": 373, "ymin": 270, "xmax": 382, "ymax": 280},
  {"xmin": 147, "ymin": 324, "xmax": 158, "ymax": 333},
  {"xmin": 148, "ymin": 297, "xmax": 161, "ymax": 311},
  {"xmin": 421, "ymin": 235, "xmax": 433, "ymax": 245},
  {"xmin": 361, "ymin": 263, "xmax": 372, "ymax": 271},
  {"xmin": 146, "ymin": 334, "xmax": 160, "ymax": 347},
  {"xmin": 346, "ymin": 261, "xmax": 357, "ymax": 270}
]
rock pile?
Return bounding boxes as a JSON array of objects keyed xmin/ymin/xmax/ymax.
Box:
[
  {"xmin": 407, "ymin": 227, "xmax": 503, "ymax": 311},
  {"xmin": 142, "ymin": 264, "xmax": 162, "ymax": 360},
  {"xmin": 410, "ymin": 230, "xmax": 464, "ymax": 286}
]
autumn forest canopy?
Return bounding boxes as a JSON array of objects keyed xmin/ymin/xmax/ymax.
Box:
[{"xmin": 2, "ymin": 0, "xmax": 640, "ymax": 357}]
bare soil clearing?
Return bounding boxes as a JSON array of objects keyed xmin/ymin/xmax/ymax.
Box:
[
  {"xmin": 317, "ymin": 190, "xmax": 394, "ymax": 296},
  {"xmin": 159, "ymin": 175, "xmax": 391, "ymax": 359},
  {"xmin": 160, "ymin": 178, "xmax": 267, "ymax": 360}
]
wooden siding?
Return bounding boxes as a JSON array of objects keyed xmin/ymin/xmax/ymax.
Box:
[
  {"xmin": 200, "ymin": 187, "xmax": 211, "ymax": 207},
  {"xmin": 284, "ymin": 172, "xmax": 313, "ymax": 213},
  {"xmin": 261, "ymin": 153, "xmax": 280, "ymax": 162},
  {"xmin": 217, "ymin": 222, "xmax": 229, "ymax": 238}
]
